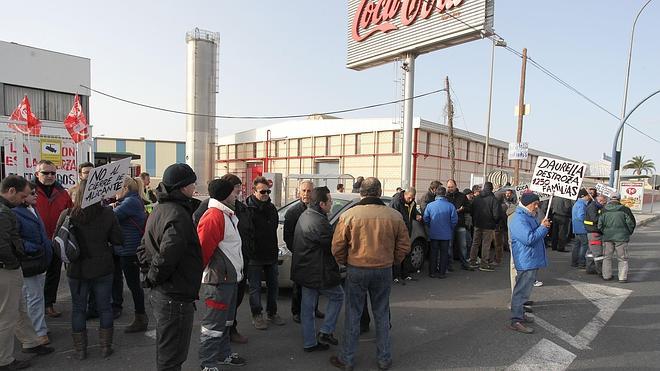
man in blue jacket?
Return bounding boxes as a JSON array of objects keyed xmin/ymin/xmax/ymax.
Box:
[
  {"xmin": 509, "ymin": 193, "xmax": 551, "ymax": 334},
  {"xmin": 423, "ymin": 187, "xmax": 458, "ymax": 278},
  {"xmin": 571, "ymin": 189, "xmax": 590, "ymax": 269}
]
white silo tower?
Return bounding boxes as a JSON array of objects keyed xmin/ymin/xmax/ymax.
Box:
[{"xmin": 185, "ymin": 28, "xmax": 219, "ymax": 193}]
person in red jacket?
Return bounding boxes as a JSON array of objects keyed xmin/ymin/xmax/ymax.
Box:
[{"xmin": 33, "ymin": 160, "xmax": 73, "ymax": 318}]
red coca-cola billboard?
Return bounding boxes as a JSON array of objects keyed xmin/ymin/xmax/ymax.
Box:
[{"xmin": 347, "ymin": 0, "xmax": 494, "ymax": 70}]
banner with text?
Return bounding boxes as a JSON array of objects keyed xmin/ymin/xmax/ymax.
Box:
[
  {"xmin": 620, "ymin": 181, "xmax": 644, "ymax": 211},
  {"xmin": 530, "ymin": 156, "xmax": 586, "ymax": 200},
  {"xmin": 3, "ymin": 138, "xmax": 78, "ymax": 188},
  {"xmin": 513, "ymin": 183, "xmax": 551, "ymax": 202},
  {"xmin": 508, "ymin": 142, "xmax": 529, "ymax": 160},
  {"xmin": 81, "ymin": 157, "xmax": 131, "ymax": 208},
  {"xmin": 595, "ymin": 183, "xmax": 617, "ymax": 198}
]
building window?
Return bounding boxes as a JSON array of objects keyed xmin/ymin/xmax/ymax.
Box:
[
  {"xmin": 466, "ymin": 141, "xmax": 471, "ymax": 160},
  {"xmin": 426, "ymin": 131, "xmax": 431, "ymax": 154},
  {"xmin": 297, "ymin": 139, "xmax": 302, "ymax": 156},
  {"xmin": 355, "ymin": 134, "xmax": 361, "ymax": 155},
  {"xmin": 252, "ymin": 143, "xmax": 257, "ymax": 158},
  {"xmin": 325, "ymin": 136, "xmax": 331, "ymax": 156}
]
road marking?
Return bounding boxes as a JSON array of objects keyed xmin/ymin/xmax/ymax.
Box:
[
  {"xmin": 533, "ymin": 279, "xmax": 632, "ymax": 350},
  {"xmin": 506, "ymin": 338, "xmax": 576, "ymax": 371}
]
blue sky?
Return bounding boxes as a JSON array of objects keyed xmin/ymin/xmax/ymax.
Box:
[{"xmin": 4, "ymin": 1, "xmax": 660, "ymax": 164}]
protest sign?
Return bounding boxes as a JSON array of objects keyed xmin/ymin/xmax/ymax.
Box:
[
  {"xmin": 513, "ymin": 183, "xmax": 551, "ymax": 202},
  {"xmin": 3, "ymin": 138, "xmax": 78, "ymax": 188},
  {"xmin": 595, "ymin": 183, "xmax": 617, "ymax": 198},
  {"xmin": 508, "ymin": 142, "xmax": 528, "ymax": 160},
  {"xmin": 81, "ymin": 157, "xmax": 131, "ymax": 208},
  {"xmin": 530, "ymin": 156, "xmax": 586, "ymax": 200},
  {"xmin": 620, "ymin": 181, "xmax": 644, "ymax": 211}
]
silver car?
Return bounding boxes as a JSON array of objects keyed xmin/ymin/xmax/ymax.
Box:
[{"xmin": 276, "ymin": 193, "xmax": 429, "ymax": 288}]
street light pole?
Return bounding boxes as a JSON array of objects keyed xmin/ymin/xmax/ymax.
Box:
[
  {"xmin": 482, "ymin": 37, "xmax": 506, "ymax": 184},
  {"xmin": 614, "ymin": 0, "xmax": 654, "ymax": 189}
]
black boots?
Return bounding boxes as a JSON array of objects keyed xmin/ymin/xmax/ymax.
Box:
[
  {"xmin": 124, "ymin": 313, "xmax": 149, "ymax": 333},
  {"xmin": 99, "ymin": 328, "xmax": 114, "ymax": 358}
]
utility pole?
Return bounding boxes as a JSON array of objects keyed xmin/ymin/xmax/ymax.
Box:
[
  {"xmin": 446, "ymin": 76, "xmax": 456, "ymax": 180},
  {"xmin": 513, "ymin": 47, "xmax": 527, "ymax": 185}
]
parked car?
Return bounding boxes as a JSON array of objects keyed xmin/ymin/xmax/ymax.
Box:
[{"xmin": 276, "ymin": 193, "xmax": 428, "ymax": 288}]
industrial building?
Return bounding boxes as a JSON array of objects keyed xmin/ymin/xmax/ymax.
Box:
[
  {"xmin": 93, "ymin": 136, "xmax": 186, "ymax": 179},
  {"xmin": 0, "ymin": 40, "xmax": 93, "ymax": 185},
  {"xmin": 216, "ymin": 115, "xmax": 570, "ymax": 205}
]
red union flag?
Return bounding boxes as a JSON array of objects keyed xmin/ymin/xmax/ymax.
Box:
[
  {"xmin": 63, "ymin": 95, "xmax": 89, "ymax": 143},
  {"xmin": 7, "ymin": 95, "xmax": 41, "ymax": 135}
]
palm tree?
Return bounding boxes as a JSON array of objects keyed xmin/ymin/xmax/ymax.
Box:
[{"xmin": 623, "ymin": 155, "xmax": 656, "ymax": 175}]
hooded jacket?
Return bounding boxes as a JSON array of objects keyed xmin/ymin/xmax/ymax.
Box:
[
  {"xmin": 509, "ymin": 206, "xmax": 549, "ymax": 271},
  {"xmin": 332, "ymin": 197, "xmax": 411, "ymax": 269},
  {"xmin": 291, "ymin": 206, "xmax": 341, "ymax": 289},
  {"xmin": 113, "ymin": 191, "xmax": 147, "ymax": 256},
  {"xmin": 423, "ymin": 197, "xmax": 458, "ymax": 240},
  {"xmin": 0, "ymin": 196, "xmax": 24, "ymax": 270},
  {"xmin": 598, "ymin": 202, "xmax": 636, "ymax": 242},
  {"xmin": 471, "ymin": 188, "xmax": 501, "ymax": 230},
  {"xmin": 246, "ymin": 194, "xmax": 279, "ymax": 265},
  {"xmin": 198, "ymin": 198, "xmax": 244, "ymax": 284},
  {"xmin": 56, "ymin": 203, "xmax": 123, "ymax": 280},
  {"xmin": 137, "ymin": 184, "xmax": 203, "ymax": 302},
  {"xmin": 571, "ymin": 198, "xmax": 588, "ymax": 235}
]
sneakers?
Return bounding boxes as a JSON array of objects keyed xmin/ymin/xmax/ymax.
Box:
[
  {"xmin": 230, "ymin": 328, "xmax": 248, "ymax": 344},
  {"xmin": 303, "ymin": 343, "xmax": 330, "ymax": 352},
  {"xmin": 523, "ymin": 315, "xmax": 535, "ymax": 323},
  {"xmin": 318, "ymin": 332, "xmax": 339, "ymax": 345},
  {"xmin": 479, "ymin": 264, "xmax": 495, "ymax": 272},
  {"xmin": 37, "ymin": 335, "xmax": 50, "ymax": 345},
  {"xmin": 219, "ymin": 353, "xmax": 247, "ymax": 366},
  {"xmin": 523, "ymin": 305, "xmax": 534, "ymax": 313},
  {"xmin": 330, "ymin": 355, "xmax": 354, "ymax": 371},
  {"xmin": 252, "ymin": 314, "xmax": 268, "ymax": 330},
  {"xmin": 292, "ymin": 314, "xmax": 301, "ymax": 323},
  {"xmin": 22, "ymin": 344, "xmax": 55, "ymax": 355},
  {"xmin": 315, "ymin": 310, "xmax": 326, "ymax": 319},
  {"xmin": 378, "ymin": 359, "xmax": 393, "ymax": 370},
  {"xmin": 509, "ymin": 321, "xmax": 534, "ymax": 334},
  {"xmin": 201, "ymin": 367, "xmax": 220, "ymax": 371},
  {"xmin": 534, "ymin": 280, "xmax": 543, "ymax": 287},
  {"xmin": 619, "ymin": 279, "xmax": 628, "ymax": 283},
  {"xmin": 267, "ymin": 313, "xmax": 285, "ymax": 326}
]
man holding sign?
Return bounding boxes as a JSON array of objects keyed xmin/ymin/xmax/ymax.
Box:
[{"xmin": 508, "ymin": 193, "xmax": 552, "ymax": 334}]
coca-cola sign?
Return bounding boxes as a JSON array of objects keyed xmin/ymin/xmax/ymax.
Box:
[
  {"xmin": 347, "ymin": 0, "xmax": 493, "ymax": 70},
  {"xmin": 352, "ymin": 0, "xmax": 465, "ymax": 42}
]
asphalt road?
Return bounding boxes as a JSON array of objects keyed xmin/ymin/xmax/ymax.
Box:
[{"xmin": 16, "ymin": 219, "xmax": 660, "ymax": 370}]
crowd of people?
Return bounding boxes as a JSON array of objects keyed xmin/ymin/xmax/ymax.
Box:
[{"xmin": 0, "ymin": 162, "xmax": 638, "ymax": 370}]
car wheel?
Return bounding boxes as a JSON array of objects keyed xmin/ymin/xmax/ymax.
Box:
[{"xmin": 409, "ymin": 239, "xmax": 426, "ymax": 271}]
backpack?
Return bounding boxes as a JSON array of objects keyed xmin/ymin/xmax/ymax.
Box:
[{"xmin": 53, "ymin": 213, "xmax": 80, "ymax": 264}]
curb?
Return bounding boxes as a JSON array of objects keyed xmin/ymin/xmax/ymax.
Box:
[{"xmin": 636, "ymin": 214, "xmax": 660, "ymax": 227}]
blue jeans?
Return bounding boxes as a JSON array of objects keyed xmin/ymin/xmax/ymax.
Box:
[
  {"xmin": 341, "ymin": 266, "xmax": 392, "ymax": 367},
  {"xmin": 451, "ymin": 227, "xmax": 469, "ymax": 268},
  {"xmin": 68, "ymin": 273, "xmax": 114, "ymax": 332},
  {"xmin": 22, "ymin": 273, "xmax": 47, "ymax": 336},
  {"xmin": 510, "ymin": 269, "xmax": 538, "ymax": 323},
  {"xmin": 572, "ymin": 234, "xmax": 589, "ymax": 267},
  {"xmin": 301, "ymin": 285, "xmax": 344, "ymax": 348},
  {"xmin": 429, "ymin": 240, "xmax": 450, "ymax": 276},
  {"xmin": 248, "ymin": 263, "xmax": 279, "ymax": 315}
]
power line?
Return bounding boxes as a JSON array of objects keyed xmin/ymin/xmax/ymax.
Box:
[
  {"xmin": 422, "ymin": 0, "xmax": 660, "ymax": 144},
  {"xmin": 80, "ymin": 84, "xmax": 445, "ymax": 120}
]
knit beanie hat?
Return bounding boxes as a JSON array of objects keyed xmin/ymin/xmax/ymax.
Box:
[
  {"xmin": 520, "ymin": 192, "xmax": 540, "ymax": 206},
  {"xmin": 208, "ymin": 178, "xmax": 234, "ymax": 201},
  {"xmin": 578, "ymin": 188, "xmax": 589, "ymax": 198},
  {"xmin": 162, "ymin": 163, "xmax": 196, "ymax": 191}
]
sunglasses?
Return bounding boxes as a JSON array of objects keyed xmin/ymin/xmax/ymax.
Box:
[
  {"xmin": 40, "ymin": 171, "xmax": 56, "ymax": 176},
  {"xmin": 30, "ymin": 191, "xmax": 37, "ymax": 196},
  {"xmin": 258, "ymin": 189, "xmax": 272, "ymax": 195}
]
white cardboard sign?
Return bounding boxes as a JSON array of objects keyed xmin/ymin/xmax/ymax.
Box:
[
  {"xmin": 508, "ymin": 142, "xmax": 529, "ymax": 160},
  {"xmin": 530, "ymin": 156, "xmax": 586, "ymax": 200},
  {"xmin": 595, "ymin": 183, "xmax": 617, "ymax": 198},
  {"xmin": 81, "ymin": 157, "xmax": 131, "ymax": 208},
  {"xmin": 513, "ymin": 183, "xmax": 551, "ymax": 202}
]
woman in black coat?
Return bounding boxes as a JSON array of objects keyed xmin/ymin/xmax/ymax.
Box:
[{"xmin": 55, "ymin": 179, "xmax": 123, "ymax": 360}]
